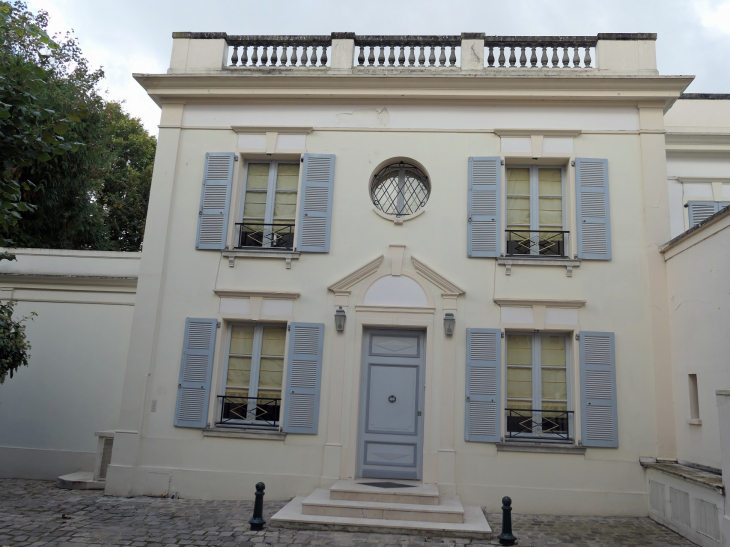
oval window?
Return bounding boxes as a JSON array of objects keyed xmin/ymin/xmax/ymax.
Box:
[{"xmin": 371, "ymin": 162, "xmax": 430, "ymax": 217}]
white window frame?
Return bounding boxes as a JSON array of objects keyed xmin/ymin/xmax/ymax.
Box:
[
  {"xmin": 239, "ymin": 160, "xmax": 299, "ymax": 248},
  {"xmin": 505, "ymin": 332, "xmax": 572, "ymax": 439},
  {"xmin": 219, "ymin": 322, "xmax": 286, "ymax": 427},
  {"xmin": 505, "ymin": 165, "xmax": 567, "ymax": 256}
]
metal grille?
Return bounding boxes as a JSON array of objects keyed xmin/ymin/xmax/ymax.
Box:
[
  {"xmin": 235, "ymin": 222, "xmax": 294, "ymax": 250},
  {"xmin": 505, "ymin": 408, "xmax": 574, "ymax": 442},
  {"xmin": 217, "ymin": 395, "xmax": 281, "ymax": 427},
  {"xmin": 371, "ymin": 162, "xmax": 430, "ymax": 217}
]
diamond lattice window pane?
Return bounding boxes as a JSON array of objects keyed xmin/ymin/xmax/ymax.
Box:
[{"xmin": 371, "ymin": 162, "xmax": 430, "ymax": 216}]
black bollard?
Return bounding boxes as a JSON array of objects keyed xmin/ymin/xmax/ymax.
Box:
[
  {"xmin": 498, "ymin": 496, "xmax": 516, "ymax": 546},
  {"xmin": 249, "ymin": 482, "xmax": 266, "ymax": 531}
]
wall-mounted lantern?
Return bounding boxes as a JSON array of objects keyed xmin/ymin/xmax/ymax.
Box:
[
  {"xmin": 335, "ymin": 306, "xmax": 346, "ymax": 332},
  {"xmin": 444, "ymin": 312, "xmax": 455, "ymax": 336}
]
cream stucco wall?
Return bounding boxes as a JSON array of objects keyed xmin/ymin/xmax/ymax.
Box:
[
  {"xmin": 663, "ymin": 214, "xmax": 730, "ymax": 471},
  {"xmin": 0, "ymin": 249, "xmax": 139, "ymax": 479},
  {"xmin": 103, "ymin": 99, "xmax": 670, "ymax": 515}
]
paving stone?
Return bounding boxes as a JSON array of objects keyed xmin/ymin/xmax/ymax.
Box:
[{"xmin": 0, "ymin": 479, "xmax": 697, "ymax": 547}]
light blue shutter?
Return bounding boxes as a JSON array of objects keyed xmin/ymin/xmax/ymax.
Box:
[
  {"xmin": 175, "ymin": 318, "xmax": 218, "ymax": 429},
  {"xmin": 465, "ymin": 328, "xmax": 502, "ymax": 442},
  {"xmin": 196, "ymin": 153, "xmax": 234, "ymax": 250},
  {"xmin": 688, "ymin": 201, "xmax": 722, "ymax": 227},
  {"xmin": 576, "ymin": 158, "xmax": 612, "ymax": 260},
  {"xmin": 297, "ymin": 154, "xmax": 335, "ymax": 253},
  {"xmin": 282, "ymin": 323, "xmax": 324, "ymax": 434},
  {"xmin": 580, "ymin": 331, "xmax": 618, "ymax": 448},
  {"xmin": 467, "ymin": 157, "xmax": 501, "ymax": 257}
]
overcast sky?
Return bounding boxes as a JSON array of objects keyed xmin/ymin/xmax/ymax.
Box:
[{"xmin": 25, "ymin": 0, "xmax": 730, "ymax": 136}]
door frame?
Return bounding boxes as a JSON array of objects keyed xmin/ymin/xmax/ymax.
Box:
[{"xmin": 357, "ymin": 328, "xmax": 426, "ymax": 480}]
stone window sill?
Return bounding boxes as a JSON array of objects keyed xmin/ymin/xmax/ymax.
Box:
[
  {"xmin": 222, "ymin": 249, "xmax": 300, "ymax": 269},
  {"xmin": 496, "ymin": 442, "xmax": 586, "ymax": 455},
  {"xmin": 686, "ymin": 418, "xmax": 702, "ymax": 425},
  {"xmin": 497, "ymin": 257, "xmax": 581, "ymax": 277},
  {"xmin": 372, "ymin": 207, "xmax": 425, "ymax": 225},
  {"xmin": 203, "ymin": 427, "xmax": 286, "ymax": 441}
]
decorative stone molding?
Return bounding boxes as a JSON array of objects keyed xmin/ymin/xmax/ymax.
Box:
[
  {"xmin": 222, "ymin": 249, "xmax": 300, "ymax": 268},
  {"xmin": 213, "ymin": 289, "xmax": 300, "ymax": 299},
  {"xmin": 497, "ymin": 257, "xmax": 581, "ymax": 277},
  {"xmin": 372, "ymin": 207, "xmax": 425, "ymax": 225},
  {"xmin": 410, "ymin": 256, "xmax": 465, "ymax": 297}
]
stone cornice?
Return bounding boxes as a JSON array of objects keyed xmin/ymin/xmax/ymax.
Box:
[
  {"xmin": 213, "ymin": 289, "xmax": 300, "ymax": 299},
  {"xmin": 410, "ymin": 256, "xmax": 465, "ymax": 296},
  {"xmin": 328, "ymin": 255, "xmax": 384, "ymax": 293}
]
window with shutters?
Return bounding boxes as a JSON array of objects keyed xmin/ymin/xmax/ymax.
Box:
[
  {"xmin": 237, "ymin": 161, "xmax": 299, "ymax": 251},
  {"xmin": 218, "ymin": 323, "xmax": 286, "ymax": 428},
  {"xmin": 505, "ymin": 333, "xmax": 574, "ymax": 442},
  {"xmin": 686, "ymin": 200, "xmax": 730, "ymax": 229},
  {"xmin": 505, "ymin": 166, "xmax": 568, "ymax": 258}
]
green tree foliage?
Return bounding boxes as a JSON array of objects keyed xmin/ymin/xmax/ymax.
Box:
[
  {"xmin": 0, "ymin": 253, "xmax": 34, "ymax": 385},
  {"xmin": 1, "ymin": 1, "xmax": 156, "ymax": 251},
  {"xmin": 0, "ymin": 1, "xmax": 83, "ymax": 245}
]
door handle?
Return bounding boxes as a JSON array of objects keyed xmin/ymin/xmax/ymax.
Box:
[{"xmin": 388, "ymin": 395, "xmax": 396, "ymax": 403}]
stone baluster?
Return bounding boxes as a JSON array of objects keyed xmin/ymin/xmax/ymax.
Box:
[
  {"xmin": 551, "ymin": 46, "xmax": 558, "ymax": 67},
  {"xmin": 388, "ymin": 45, "xmax": 396, "ymax": 66},
  {"xmin": 449, "ymin": 46, "xmax": 456, "ymax": 66},
  {"xmin": 378, "ymin": 46, "xmax": 385, "ymax": 66},
  {"xmin": 398, "ymin": 45, "xmax": 405, "ymax": 66},
  {"xmin": 230, "ymin": 46, "xmax": 239, "ymax": 66},
  {"xmin": 418, "ymin": 46, "xmax": 425, "ymax": 66},
  {"xmin": 439, "ymin": 46, "xmax": 446, "ymax": 66},
  {"xmin": 530, "ymin": 46, "xmax": 538, "ymax": 67},
  {"xmin": 498, "ymin": 45, "xmax": 506, "ymax": 67},
  {"xmin": 540, "ymin": 46, "xmax": 548, "ymax": 67},
  {"xmin": 261, "ymin": 45, "xmax": 269, "ymax": 66},
  {"xmin": 519, "ymin": 45, "xmax": 527, "ymax": 67},
  {"xmin": 271, "ymin": 45, "xmax": 278, "ymax": 66},
  {"xmin": 408, "ymin": 45, "xmax": 415, "ymax": 66},
  {"xmin": 357, "ymin": 46, "xmax": 365, "ymax": 66},
  {"xmin": 251, "ymin": 45, "xmax": 259, "ymax": 67},
  {"xmin": 367, "ymin": 46, "xmax": 375, "ymax": 66},
  {"xmin": 301, "ymin": 45, "xmax": 309, "ymax": 67},
  {"xmin": 429, "ymin": 46, "xmax": 436, "ymax": 66},
  {"xmin": 282, "ymin": 44, "xmax": 290, "ymax": 67},
  {"xmin": 487, "ymin": 46, "xmax": 495, "ymax": 67},
  {"xmin": 509, "ymin": 46, "xmax": 516, "ymax": 67},
  {"xmin": 584, "ymin": 46, "xmax": 592, "ymax": 68},
  {"xmin": 573, "ymin": 45, "xmax": 580, "ymax": 68},
  {"xmin": 562, "ymin": 46, "xmax": 569, "ymax": 68},
  {"xmin": 291, "ymin": 45, "xmax": 298, "ymax": 67},
  {"xmin": 321, "ymin": 44, "xmax": 328, "ymax": 66},
  {"xmin": 241, "ymin": 44, "xmax": 248, "ymax": 67}
]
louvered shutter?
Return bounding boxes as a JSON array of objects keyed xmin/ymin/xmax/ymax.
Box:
[
  {"xmin": 465, "ymin": 328, "xmax": 502, "ymax": 442},
  {"xmin": 688, "ymin": 201, "xmax": 720, "ymax": 227},
  {"xmin": 579, "ymin": 331, "xmax": 618, "ymax": 448},
  {"xmin": 467, "ymin": 157, "xmax": 501, "ymax": 258},
  {"xmin": 576, "ymin": 158, "xmax": 612, "ymax": 260},
  {"xmin": 282, "ymin": 323, "xmax": 324, "ymax": 434},
  {"xmin": 196, "ymin": 153, "xmax": 235, "ymax": 250},
  {"xmin": 174, "ymin": 318, "xmax": 218, "ymax": 428},
  {"xmin": 296, "ymin": 154, "xmax": 335, "ymax": 253}
]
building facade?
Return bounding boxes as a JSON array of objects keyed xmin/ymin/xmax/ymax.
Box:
[{"xmin": 1, "ymin": 30, "xmax": 729, "ymax": 541}]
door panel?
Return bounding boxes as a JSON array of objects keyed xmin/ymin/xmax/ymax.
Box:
[{"xmin": 358, "ymin": 329, "xmax": 425, "ymax": 480}]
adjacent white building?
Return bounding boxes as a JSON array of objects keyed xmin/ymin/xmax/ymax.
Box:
[{"xmin": 1, "ymin": 30, "xmax": 729, "ymax": 543}]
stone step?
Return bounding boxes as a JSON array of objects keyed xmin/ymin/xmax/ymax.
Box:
[
  {"xmin": 56, "ymin": 472, "xmax": 105, "ymax": 490},
  {"xmin": 329, "ymin": 479, "xmax": 440, "ymax": 505},
  {"xmin": 271, "ymin": 495, "xmax": 492, "ymax": 540},
  {"xmin": 301, "ymin": 488, "xmax": 463, "ymax": 523}
]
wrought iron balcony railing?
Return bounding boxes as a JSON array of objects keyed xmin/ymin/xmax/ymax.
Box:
[
  {"xmin": 505, "ymin": 408, "xmax": 574, "ymax": 442},
  {"xmin": 505, "ymin": 230, "xmax": 569, "ymax": 257},
  {"xmin": 235, "ymin": 222, "xmax": 295, "ymax": 250},
  {"xmin": 217, "ymin": 395, "xmax": 281, "ymax": 428}
]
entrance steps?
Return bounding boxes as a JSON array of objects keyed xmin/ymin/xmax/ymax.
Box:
[{"xmin": 270, "ymin": 480, "xmax": 492, "ymax": 539}]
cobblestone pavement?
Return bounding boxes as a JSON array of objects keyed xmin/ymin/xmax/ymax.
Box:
[{"xmin": 0, "ymin": 480, "xmax": 695, "ymax": 547}]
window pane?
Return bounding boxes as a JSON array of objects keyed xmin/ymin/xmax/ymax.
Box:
[
  {"xmin": 257, "ymin": 389, "xmax": 282, "ymax": 401},
  {"xmin": 243, "ymin": 191, "xmax": 267, "ymax": 218},
  {"xmin": 538, "ymin": 168, "xmax": 562, "ymax": 195},
  {"xmin": 507, "ymin": 367, "xmax": 532, "ymax": 399},
  {"xmin": 226, "ymin": 357, "xmax": 251, "ymax": 387},
  {"xmin": 542, "ymin": 369, "xmax": 567, "ymax": 400},
  {"xmin": 507, "ymin": 197, "xmax": 530, "ymax": 226},
  {"xmin": 506, "ymin": 400, "xmax": 533, "ymax": 410},
  {"xmin": 507, "ymin": 335, "xmax": 532, "ymax": 366},
  {"xmin": 258, "ymin": 357, "xmax": 284, "ymax": 390},
  {"xmin": 507, "ymin": 168, "xmax": 530, "ymax": 194},
  {"xmin": 276, "ymin": 164, "xmax": 300, "ymax": 191},
  {"xmin": 539, "ymin": 197, "xmax": 562, "ymax": 226},
  {"xmin": 273, "ymin": 192, "xmax": 297, "ymax": 219},
  {"xmin": 225, "ymin": 388, "xmax": 249, "ymax": 399},
  {"xmin": 261, "ymin": 326, "xmax": 287, "ymax": 356},
  {"xmin": 541, "ymin": 336, "xmax": 566, "ymax": 367},
  {"xmin": 230, "ymin": 325, "xmax": 255, "ymax": 355},
  {"xmin": 246, "ymin": 164, "xmax": 270, "ymax": 189},
  {"xmin": 542, "ymin": 401, "xmax": 568, "ymax": 412}
]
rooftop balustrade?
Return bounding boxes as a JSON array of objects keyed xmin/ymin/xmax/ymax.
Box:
[{"xmin": 169, "ymin": 32, "xmax": 658, "ymax": 75}]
